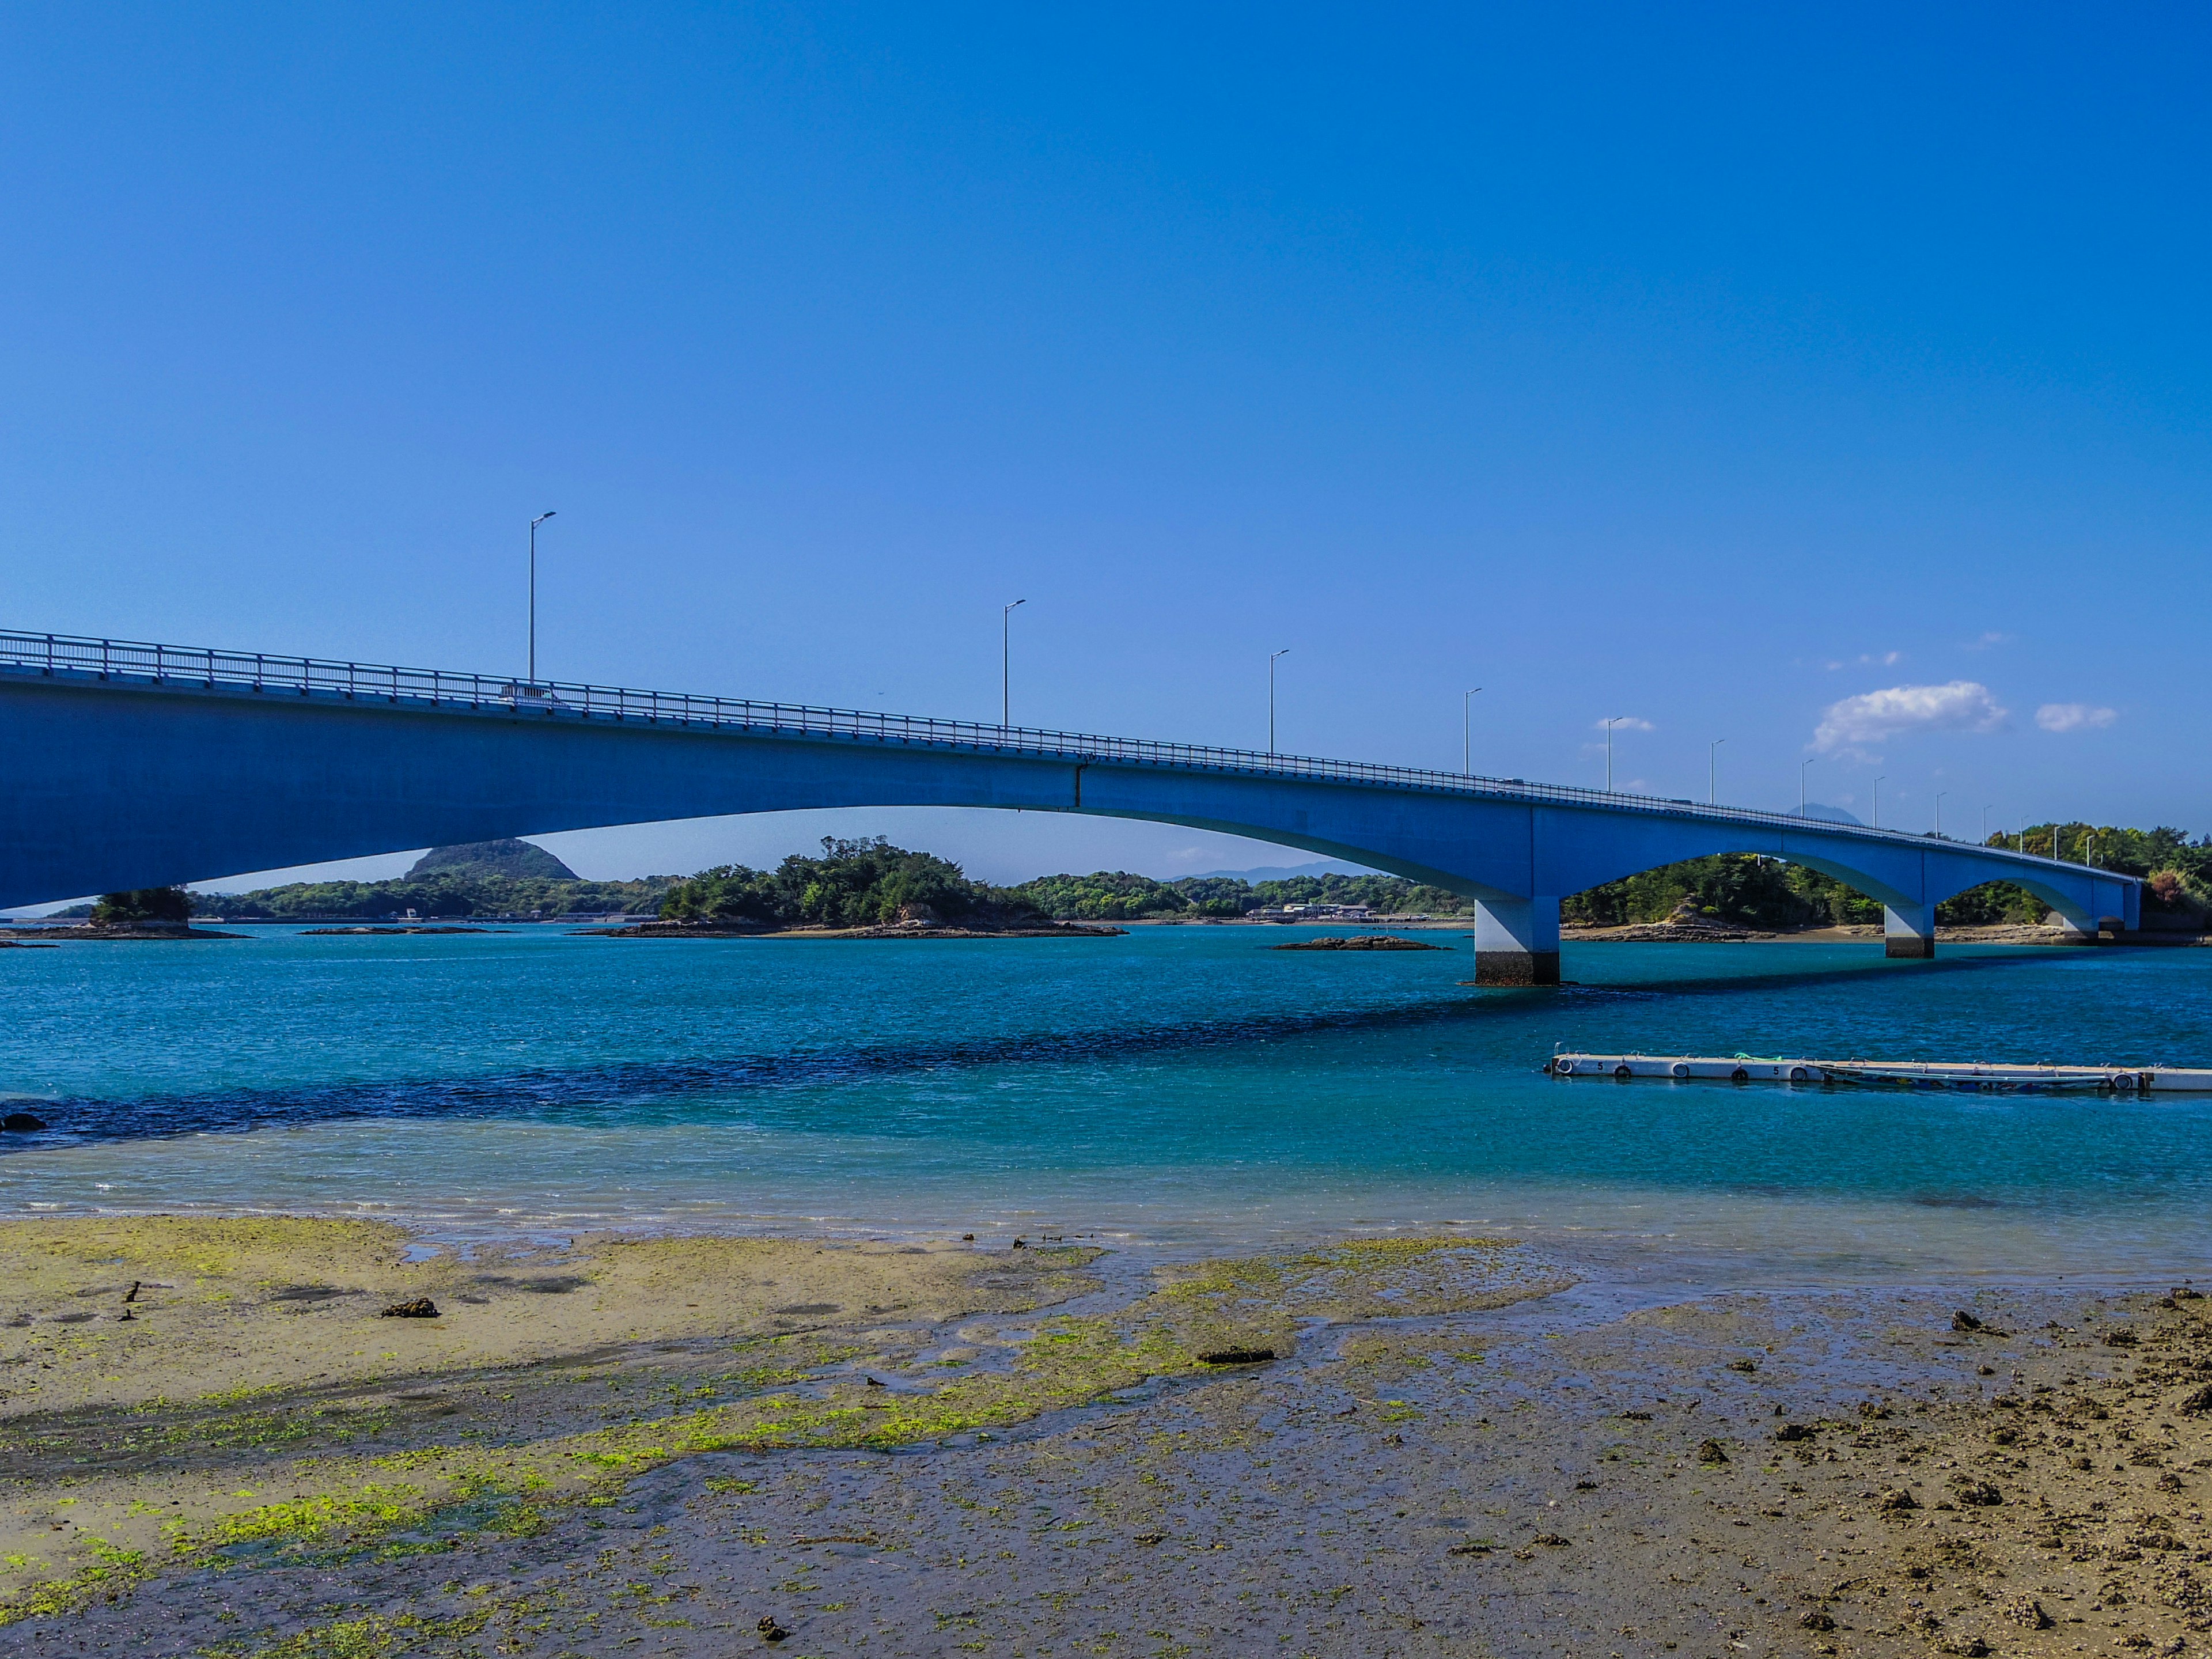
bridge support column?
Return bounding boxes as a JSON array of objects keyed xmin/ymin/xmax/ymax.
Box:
[
  {"xmin": 1472, "ymin": 897, "xmax": 1560, "ymax": 986},
  {"xmin": 2051, "ymin": 911, "xmax": 2100, "ymax": 946},
  {"xmin": 1883, "ymin": 902, "xmax": 1936, "ymax": 960}
]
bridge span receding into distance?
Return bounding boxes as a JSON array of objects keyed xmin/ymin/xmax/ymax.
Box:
[{"xmin": 0, "ymin": 629, "xmax": 2140, "ymax": 983}]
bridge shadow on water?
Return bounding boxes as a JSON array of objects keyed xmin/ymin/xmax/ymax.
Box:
[{"xmin": 0, "ymin": 946, "xmax": 2094, "ymax": 1151}]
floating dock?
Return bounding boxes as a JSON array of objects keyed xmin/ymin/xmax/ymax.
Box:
[{"xmin": 1546, "ymin": 1052, "xmax": 2212, "ymax": 1093}]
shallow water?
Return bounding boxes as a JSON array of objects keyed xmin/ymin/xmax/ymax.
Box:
[{"xmin": 2, "ymin": 926, "xmax": 2209, "ymax": 1280}]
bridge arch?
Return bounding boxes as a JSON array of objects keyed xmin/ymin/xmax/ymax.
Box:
[{"xmin": 0, "ymin": 632, "xmax": 2137, "ymax": 980}]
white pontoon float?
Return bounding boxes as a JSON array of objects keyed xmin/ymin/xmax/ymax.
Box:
[{"xmin": 1545, "ymin": 1052, "xmax": 2212, "ymax": 1092}]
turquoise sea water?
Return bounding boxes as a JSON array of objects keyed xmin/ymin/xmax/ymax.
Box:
[{"xmin": 2, "ymin": 927, "xmax": 2209, "ymax": 1281}]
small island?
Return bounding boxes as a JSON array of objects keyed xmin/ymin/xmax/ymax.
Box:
[
  {"xmin": 0, "ymin": 887, "xmax": 247, "ymax": 942},
  {"xmin": 589, "ymin": 919, "xmax": 1124, "ymax": 940},
  {"xmin": 587, "ymin": 838, "xmax": 1125, "ymax": 940}
]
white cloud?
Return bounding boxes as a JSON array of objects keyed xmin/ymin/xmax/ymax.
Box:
[
  {"xmin": 2035, "ymin": 702, "xmax": 2117, "ymax": 733},
  {"xmin": 1964, "ymin": 631, "xmax": 2014, "ymax": 651},
  {"xmin": 1592, "ymin": 715, "xmax": 1656, "ymax": 731},
  {"xmin": 1813, "ymin": 681, "xmax": 2007, "ymax": 752}
]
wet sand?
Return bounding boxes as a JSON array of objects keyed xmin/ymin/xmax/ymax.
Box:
[{"xmin": 6, "ymin": 1217, "xmax": 2211, "ymax": 1656}]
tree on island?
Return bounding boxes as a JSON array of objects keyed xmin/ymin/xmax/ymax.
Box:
[
  {"xmin": 90, "ymin": 886, "xmax": 194, "ymax": 926},
  {"xmin": 658, "ymin": 837, "xmax": 1037, "ymax": 929}
]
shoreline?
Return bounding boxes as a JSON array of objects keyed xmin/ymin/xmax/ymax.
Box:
[
  {"xmin": 10, "ymin": 1213, "xmax": 2211, "ymax": 1654},
  {"xmin": 1139, "ymin": 914, "xmax": 2211, "ymax": 946},
  {"xmin": 7, "ymin": 916, "xmax": 2197, "ymax": 947},
  {"xmin": 0, "ymin": 924, "xmax": 249, "ymax": 942},
  {"xmin": 575, "ymin": 919, "xmax": 1127, "ymax": 940}
]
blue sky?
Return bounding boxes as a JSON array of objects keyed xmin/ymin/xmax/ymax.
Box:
[{"xmin": 5, "ymin": 5, "xmax": 2206, "ymax": 891}]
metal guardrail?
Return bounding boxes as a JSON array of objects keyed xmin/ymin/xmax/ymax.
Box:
[{"xmin": 0, "ymin": 628, "xmax": 2126, "ymax": 883}]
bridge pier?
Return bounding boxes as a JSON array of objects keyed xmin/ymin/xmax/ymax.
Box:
[
  {"xmin": 1883, "ymin": 902, "xmax": 1936, "ymax": 960},
  {"xmin": 1472, "ymin": 896, "xmax": 1561, "ymax": 986}
]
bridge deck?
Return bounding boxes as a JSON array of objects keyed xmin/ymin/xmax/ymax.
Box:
[{"xmin": 0, "ymin": 628, "xmax": 2112, "ymax": 888}]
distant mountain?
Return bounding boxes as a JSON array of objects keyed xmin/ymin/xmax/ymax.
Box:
[
  {"xmin": 406, "ymin": 839, "xmax": 579, "ymax": 880},
  {"xmin": 1787, "ymin": 804, "xmax": 1866, "ymax": 826},
  {"xmin": 1187, "ymin": 859, "xmax": 1379, "ymax": 882}
]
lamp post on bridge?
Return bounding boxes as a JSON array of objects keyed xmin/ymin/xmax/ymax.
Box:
[
  {"xmin": 527, "ymin": 511, "xmax": 556, "ymax": 686},
  {"xmin": 1603, "ymin": 717, "xmax": 1628, "ymax": 793},
  {"xmin": 1268, "ymin": 649, "xmax": 1291, "ymax": 756},
  {"xmin": 1709, "ymin": 738, "xmax": 1725, "ymax": 806},
  {"xmin": 1463, "ymin": 688, "xmax": 1483, "ymax": 776},
  {"xmin": 1872, "ymin": 776, "xmax": 1884, "ymax": 828},
  {"xmin": 1001, "ymin": 599, "xmax": 1026, "ymax": 728},
  {"xmin": 1936, "ymin": 791, "xmax": 1948, "ymax": 839},
  {"xmin": 1799, "ymin": 756, "xmax": 1817, "ymax": 815}
]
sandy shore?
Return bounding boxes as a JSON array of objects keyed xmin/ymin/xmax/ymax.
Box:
[{"xmin": 7, "ymin": 1218, "xmax": 2211, "ymax": 1656}]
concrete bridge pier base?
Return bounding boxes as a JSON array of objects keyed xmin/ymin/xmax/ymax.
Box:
[
  {"xmin": 1883, "ymin": 903, "xmax": 1936, "ymax": 960},
  {"xmin": 1472, "ymin": 897, "xmax": 1561, "ymax": 986}
]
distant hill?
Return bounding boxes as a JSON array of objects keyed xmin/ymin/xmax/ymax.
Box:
[
  {"xmin": 406, "ymin": 839, "xmax": 578, "ymax": 880},
  {"xmin": 1188, "ymin": 859, "xmax": 1377, "ymax": 882},
  {"xmin": 190, "ymin": 863, "xmax": 670, "ymax": 920}
]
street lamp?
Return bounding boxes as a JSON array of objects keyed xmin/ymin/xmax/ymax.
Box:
[
  {"xmin": 1800, "ymin": 756, "xmax": 1817, "ymax": 815},
  {"xmin": 1708, "ymin": 737, "xmax": 1725, "ymax": 806},
  {"xmin": 528, "ymin": 511, "xmax": 556, "ymax": 685},
  {"xmin": 1872, "ymin": 776, "xmax": 1885, "ymax": 828},
  {"xmin": 1603, "ymin": 716, "xmax": 1627, "ymax": 793},
  {"xmin": 1001, "ymin": 599, "xmax": 1027, "ymax": 727},
  {"xmin": 1268, "ymin": 649, "xmax": 1291, "ymax": 755},
  {"xmin": 1463, "ymin": 688, "xmax": 1483, "ymax": 775},
  {"xmin": 1936, "ymin": 790, "xmax": 1948, "ymax": 838}
]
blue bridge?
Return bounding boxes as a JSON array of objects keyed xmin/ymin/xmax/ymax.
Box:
[{"xmin": 0, "ymin": 630, "xmax": 2139, "ymax": 982}]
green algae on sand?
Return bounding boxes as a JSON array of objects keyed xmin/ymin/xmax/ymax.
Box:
[{"xmin": 1, "ymin": 1220, "xmax": 1563, "ymax": 1626}]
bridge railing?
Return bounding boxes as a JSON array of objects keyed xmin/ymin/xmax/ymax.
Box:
[{"xmin": 0, "ymin": 627, "xmax": 2122, "ymax": 881}]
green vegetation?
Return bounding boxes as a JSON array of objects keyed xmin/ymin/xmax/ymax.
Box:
[
  {"xmin": 658, "ymin": 837, "xmax": 1040, "ymax": 929},
  {"xmin": 187, "ymin": 872, "xmax": 673, "ymax": 921},
  {"xmin": 1009, "ymin": 870, "xmax": 1219, "ymax": 921},
  {"xmin": 1563, "ymin": 856, "xmax": 1881, "ymax": 929},
  {"xmin": 2009, "ymin": 822, "xmax": 2212, "ymax": 885},
  {"xmin": 173, "ymin": 837, "xmax": 656, "ymax": 919},
  {"xmin": 50, "ymin": 821, "xmax": 2211, "ymax": 933},
  {"xmin": 89, "ymin": 887, "xmax": 194, "ymax": 925},
  {"xmin": 406, "ymin": 838, "xmax": 577, "ymax": 881},
  {"xmin": 1251, "ymin": 873, "xmax": 1469, "ymax": 913},
  {"xmin": 1562, "ymin": 823, "xmax": 2212, "ymax": 931},
  {"xmin": 1005, "ymin": 870, "xmax": 1472, "ymax": 921}
]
